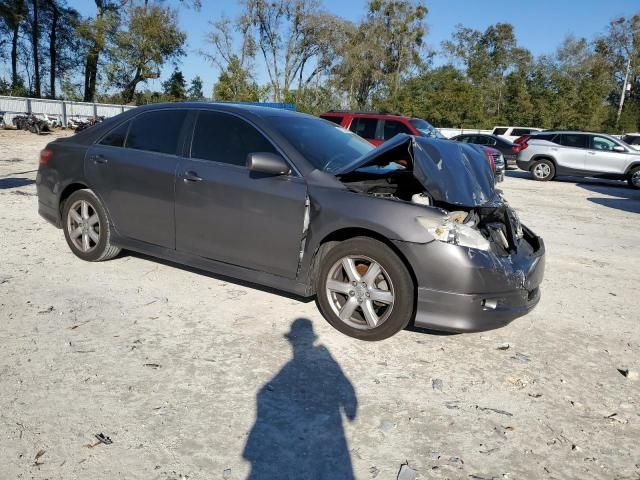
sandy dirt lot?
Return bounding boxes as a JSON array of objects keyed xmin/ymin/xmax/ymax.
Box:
[{"xmin": 0, "ymin": 128, "xmax": 639, "ymax": 480}]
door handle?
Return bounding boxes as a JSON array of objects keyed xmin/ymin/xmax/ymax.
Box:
[
  {"xmin": 183, "ymin": 170, "xmax": 203, "ymax": 182},
  {"xmin": 587, "ymin": 151, "xmax": 596, "ymax": 155},
  {"xmin": 91, "ymin": 154, "xmax": 108, "ymax": 164}
]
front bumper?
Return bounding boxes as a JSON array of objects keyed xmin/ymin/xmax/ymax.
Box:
[{"xmin": 394, "ymin": 227, "xmax": 545, "ymax": 333}]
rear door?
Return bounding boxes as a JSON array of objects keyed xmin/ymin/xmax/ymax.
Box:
[
  {"xmin": 174, "ymin": 110, "xmax": 307, "ymax": 278},
  {"xmin": 555, "ymin": 133, "xmax": 588, "ymax": 171},
  {"xmin": 348, "ymin": 117, "xmax": 381, "ymax": 146},
  {"xmin": 86, "ymin": 109, "xmax": 188, "ymax": 248},
  {"xmin": 586, "ymin": 135, "xmax": 629, "ymax": 174}
]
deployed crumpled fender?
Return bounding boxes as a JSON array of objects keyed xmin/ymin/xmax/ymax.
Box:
[{"xmin": 334, "ymin": 134, "xmax": 501, "ymax": 208}]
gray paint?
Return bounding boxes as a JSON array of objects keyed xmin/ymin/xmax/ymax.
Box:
[{"xmin": 36, "ymin": 102, "xmax": 545, "ymax": 333}]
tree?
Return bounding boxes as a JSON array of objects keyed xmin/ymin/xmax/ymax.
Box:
[
  {"xmin": 244, "ymin": 0, "xmax": 348, "ymax": 102},
  {"xmin": 162, "ymin": 67, "xmax": 186, "ymax": 100},
  {"xmin": 107, "ymin": 3, "xmax": 186, "ymax": 103},
  {"xmin": 0, "ymin": 0, "xmax": 27, "ymax": 92},
  {"xmin": 443, "ymin": 23, "xmax": 531, "ymax": 123},
  {"xmin": 77, "ymin": 0, "xmax": 121, "ymax": 102},
  {"xmin": 213, "ymin": 56, "xmax": 262, "ymax": 101},
  {"xmin": 187, "ymin": 75, "xmax": 204, "ymax": 100}
]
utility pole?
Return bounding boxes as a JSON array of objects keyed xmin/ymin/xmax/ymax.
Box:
[{"xmin": 615, "ymin": 56, "xmax": 631, "ymax": 129}]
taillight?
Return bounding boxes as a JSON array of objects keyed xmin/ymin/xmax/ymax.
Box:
[
  {"xmin": 519, "ymin": 142, "xmax": 529, "ymax": 151},
  {"xmin": 40, "ymin": 148, "xmax": 53, "ymax": 165},
  {"xmin": 484, "ymin": 150, "xmax": 495, "ymax": 171},
  {"xmin": 512, "ymin": 144, "xmax": 521, "ymax": 153}
]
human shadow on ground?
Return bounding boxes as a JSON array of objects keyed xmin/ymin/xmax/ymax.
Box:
[
  {"xmin": 243, "ymin": 318, "xmax": 357, "ymax": 480},
  {"xmin": 0, "ymin": 177, "xmax": 35, "ymax": 189}
]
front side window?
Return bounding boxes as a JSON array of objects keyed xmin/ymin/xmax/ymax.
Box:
[
  {"xmin": 191, "ymin": 111, "xmax": 277, "ymax": 166},
  {"xmin": 511, "ymin": 128, "xmax": 533, "ymax": 136},
  {"xmin": 126, "ymin": 110, "xmax": 187, "ymax": 155},
  {"xmin": 99, "ymin": 121, "xmax": 129, "ymax": 147},
  {"xmin": 383, "ymin": 120, "xmax": 412, "ymax": 140},
  {"xmin": 349, "ymin": 118, "xmax": 378, "ymax": 139},
  {"xmin": 591, "ymin": 136, "xmax": 618, "ymax": 151},
  {"xmin": 558, "ymin": 134, "xmax": 588, "ymax": 149}
]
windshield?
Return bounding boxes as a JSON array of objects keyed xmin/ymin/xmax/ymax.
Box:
[
  {"xmin": 409, "ymin": 118, "xmax": 446, "ymax": 139},
  {"xmin": 269, "ymin": 116, "xmax": 374, "ymax": 172}
]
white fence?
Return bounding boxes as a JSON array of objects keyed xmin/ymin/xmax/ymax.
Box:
[{"xmin": 0, "ymin": 95, "xmax": 135, "ymax": 126}]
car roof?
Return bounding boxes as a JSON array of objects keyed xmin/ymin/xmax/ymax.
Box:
[{"xmin": 321, "ymin": 111, "xmax": 411, "ymax": 120}]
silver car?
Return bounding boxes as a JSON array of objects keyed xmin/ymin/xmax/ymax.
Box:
[{"xmin": 516, "ymin": 131, "xmax": 640, "ymax": 188}]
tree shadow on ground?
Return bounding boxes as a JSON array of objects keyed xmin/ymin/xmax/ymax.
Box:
[
  {"xmin": 578, "ymin": 183, "xmax": 640, "ymax": 214},
  {"xmin": 0, "ymin": 177, "xmax": 35, "ymax": 189},
  {"xmin": 243, "ymin": 318, "xmax": 357, "ymax": 480}
]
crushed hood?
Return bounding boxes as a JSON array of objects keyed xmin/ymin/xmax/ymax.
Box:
[{"xmin": 335, "ymin": 134, "xmax": 501, "ymax": 208}]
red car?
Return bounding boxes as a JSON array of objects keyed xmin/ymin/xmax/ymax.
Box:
[
  {"xmin": 320, "ymin": 110, "xmax": 504, "ymax": 180},
  {"xmin": 319, "ymin": 110, "xmax": 445, "ymax": 146}
]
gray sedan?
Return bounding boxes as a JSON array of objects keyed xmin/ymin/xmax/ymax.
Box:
[{"xmin": 36, "ymin": 103, "xmax": 545, "ymax": 340}]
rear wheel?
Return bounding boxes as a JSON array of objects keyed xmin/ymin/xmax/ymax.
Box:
[
  {"xmin": 316, "ymin": 237, "xmax": 414, "ymax": 341},
  {"xmin": 62, "ymin": 189, "xmax": 121, "ymax": 262},
  {"xmin": 628, "ymin": 166, "xmax": 640, "ymax": 189},
  {"xmin": 530, "ymin": 159, "xmax": 555, "ymax": 181}
]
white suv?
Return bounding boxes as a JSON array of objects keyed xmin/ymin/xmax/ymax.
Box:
[
  {"xmin": 492, "ymin": 126, "xmax": 541, "ymax": 142},
  {"xmin": 516, "ymin": 131, "xmax": 640, "ymax": 188}
]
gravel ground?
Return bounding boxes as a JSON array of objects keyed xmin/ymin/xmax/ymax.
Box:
[{"xmin": 0, "ymin": 128, "xmax": 639, "ymax": 480}]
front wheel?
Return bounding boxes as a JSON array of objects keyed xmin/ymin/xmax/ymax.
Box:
[
  {"xmin": 62, "ymin": 189, "xmax": 121, "ymax": 262},
  {"xmin": 530, "ymin": 159, "xmax": 555, "ymax": 181},
  {"xmin": 316, "ymin": 237, "xmax": 415, "ymax": 341},
  {"xmin": 628, "ymin": 166, "xmax": 640, "ymax": 189}
]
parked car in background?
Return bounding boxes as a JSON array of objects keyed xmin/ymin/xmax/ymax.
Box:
[
  {"xmin": 319, "ymin": 110, "xmax": 446, "ymax": 146},
  {"xmin": 37, "ymin": 103, "xmax": 544, "ymax": 340},
  {"xmin": 621, "ymin": 133, "xmax": 640, "ymax": 150},
  {"xmin": 451, "ymin": 133, "xmax": 518, "ymax": 167},
  {"xmin": 516, "ymin": 130, "xmax": 640, "ymax": 188},
  {"xmin": 492, "ymin": 126, "xmax": 542, "ymax": 142},
  {"xmin": 320, "ymin": 110, "xmax": 503, "ymax": 181}
]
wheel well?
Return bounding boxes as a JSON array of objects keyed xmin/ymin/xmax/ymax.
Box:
[
  {"xmin": 58, "ymin": 182, "xmax": 88, "ymax": 217},
  {"xmin": 625, "ymin": 162, "xmax": 640, "ymax": 175},
  {"xmin": 530, "ymin": 155, "xmax": 556, "ymax": 168},
  {"xmin": 308, "ymin": 227, "xmax": 418, "ymax": 295}
]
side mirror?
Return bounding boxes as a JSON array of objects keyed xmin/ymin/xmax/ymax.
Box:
[
  {"xmin": 612, "ymin": 145, "xmax": 625, "ymax": 153},
  {"xmin": 246, "ymin": 152, "xmax": 290, "ymax": 176}
]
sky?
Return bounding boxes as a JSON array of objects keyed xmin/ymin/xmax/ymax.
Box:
[{"xmin": 71, "ymin": 0, "xmax": 640, "ymax": 97}]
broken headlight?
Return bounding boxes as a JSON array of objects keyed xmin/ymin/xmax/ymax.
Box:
[{"xmin": 417, "ymin": 212, "xmax": 490, "ymax": 251}]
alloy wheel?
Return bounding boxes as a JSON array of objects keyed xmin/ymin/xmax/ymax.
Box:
[
  {"xmin": 67, "ymin": 199, "xmax": 100, "ymax": 253},
  {"xmin": 632, "ymin": 170, "xmax": 640, "ymax": 188},
  {"xmin": 325, "ymin": 255, "xmax": 395, "ymax": 330},
  {"xmin": 533, "ymin": 163, "xmax": 551, "ymax": 179}
]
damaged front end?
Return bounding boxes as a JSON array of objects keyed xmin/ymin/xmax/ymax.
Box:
[{"xmin": 335, "ymin": 134, "xmax": 545, "ymax": 332}]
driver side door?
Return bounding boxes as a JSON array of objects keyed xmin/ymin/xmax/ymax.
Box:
[{"xmin": 174, "ymin": 110, "xmax": 307, "ymax": 279}]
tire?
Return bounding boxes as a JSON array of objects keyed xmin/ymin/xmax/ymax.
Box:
[
  {"xmin": 530, "ymin": 159, "xmax": 555, "ymax": 181},
  {"xmin": 62, "ymin": 189, "xmax": 121, "ymax": 262},
  {"xmin": 628, "ymin": 166, "xmax": 640, "ymax": 189},
  {"xmin": 30, "ymin": 123, "xmax": 40, "ymax": 135},
  {"xmin": 315, "ymin": 237, "xmax": 415, "ymax": 341}
]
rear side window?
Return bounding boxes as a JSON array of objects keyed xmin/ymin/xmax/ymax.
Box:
[
  {"xmin": 557, "ymin": 134, "xmax": 588, "ymax": 149},
  {"xmin": 349, "ymin": 118, "xmax": 378, "ymax": 139},
  {"xmin": 383, "ymin": 120, "xmax": 412, "ymax": 140},
  {"xmin": 126, "ymin": 110, "xmax": 187, "ymax": 155},
  {"xmin": 320, "ymin": 115, "xmax": 343, "ymax": 125},
  {"xmin": 622, "ymin": 135, "xmax": 640, "ymax": 145},
  {"xmin": 99, "ymin": 121, "xmax": 129, "ymax": 147},
  {"xmin": 532, "ymin": 133, "xmax": 557, "ymax": 142},
  {"xmin": 493, "ymin": 127, "xmax": 508, "ymax": 135},
  {"xmin": 191, "ymin": 111, "xmax": 277, "ymax": 166}
]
